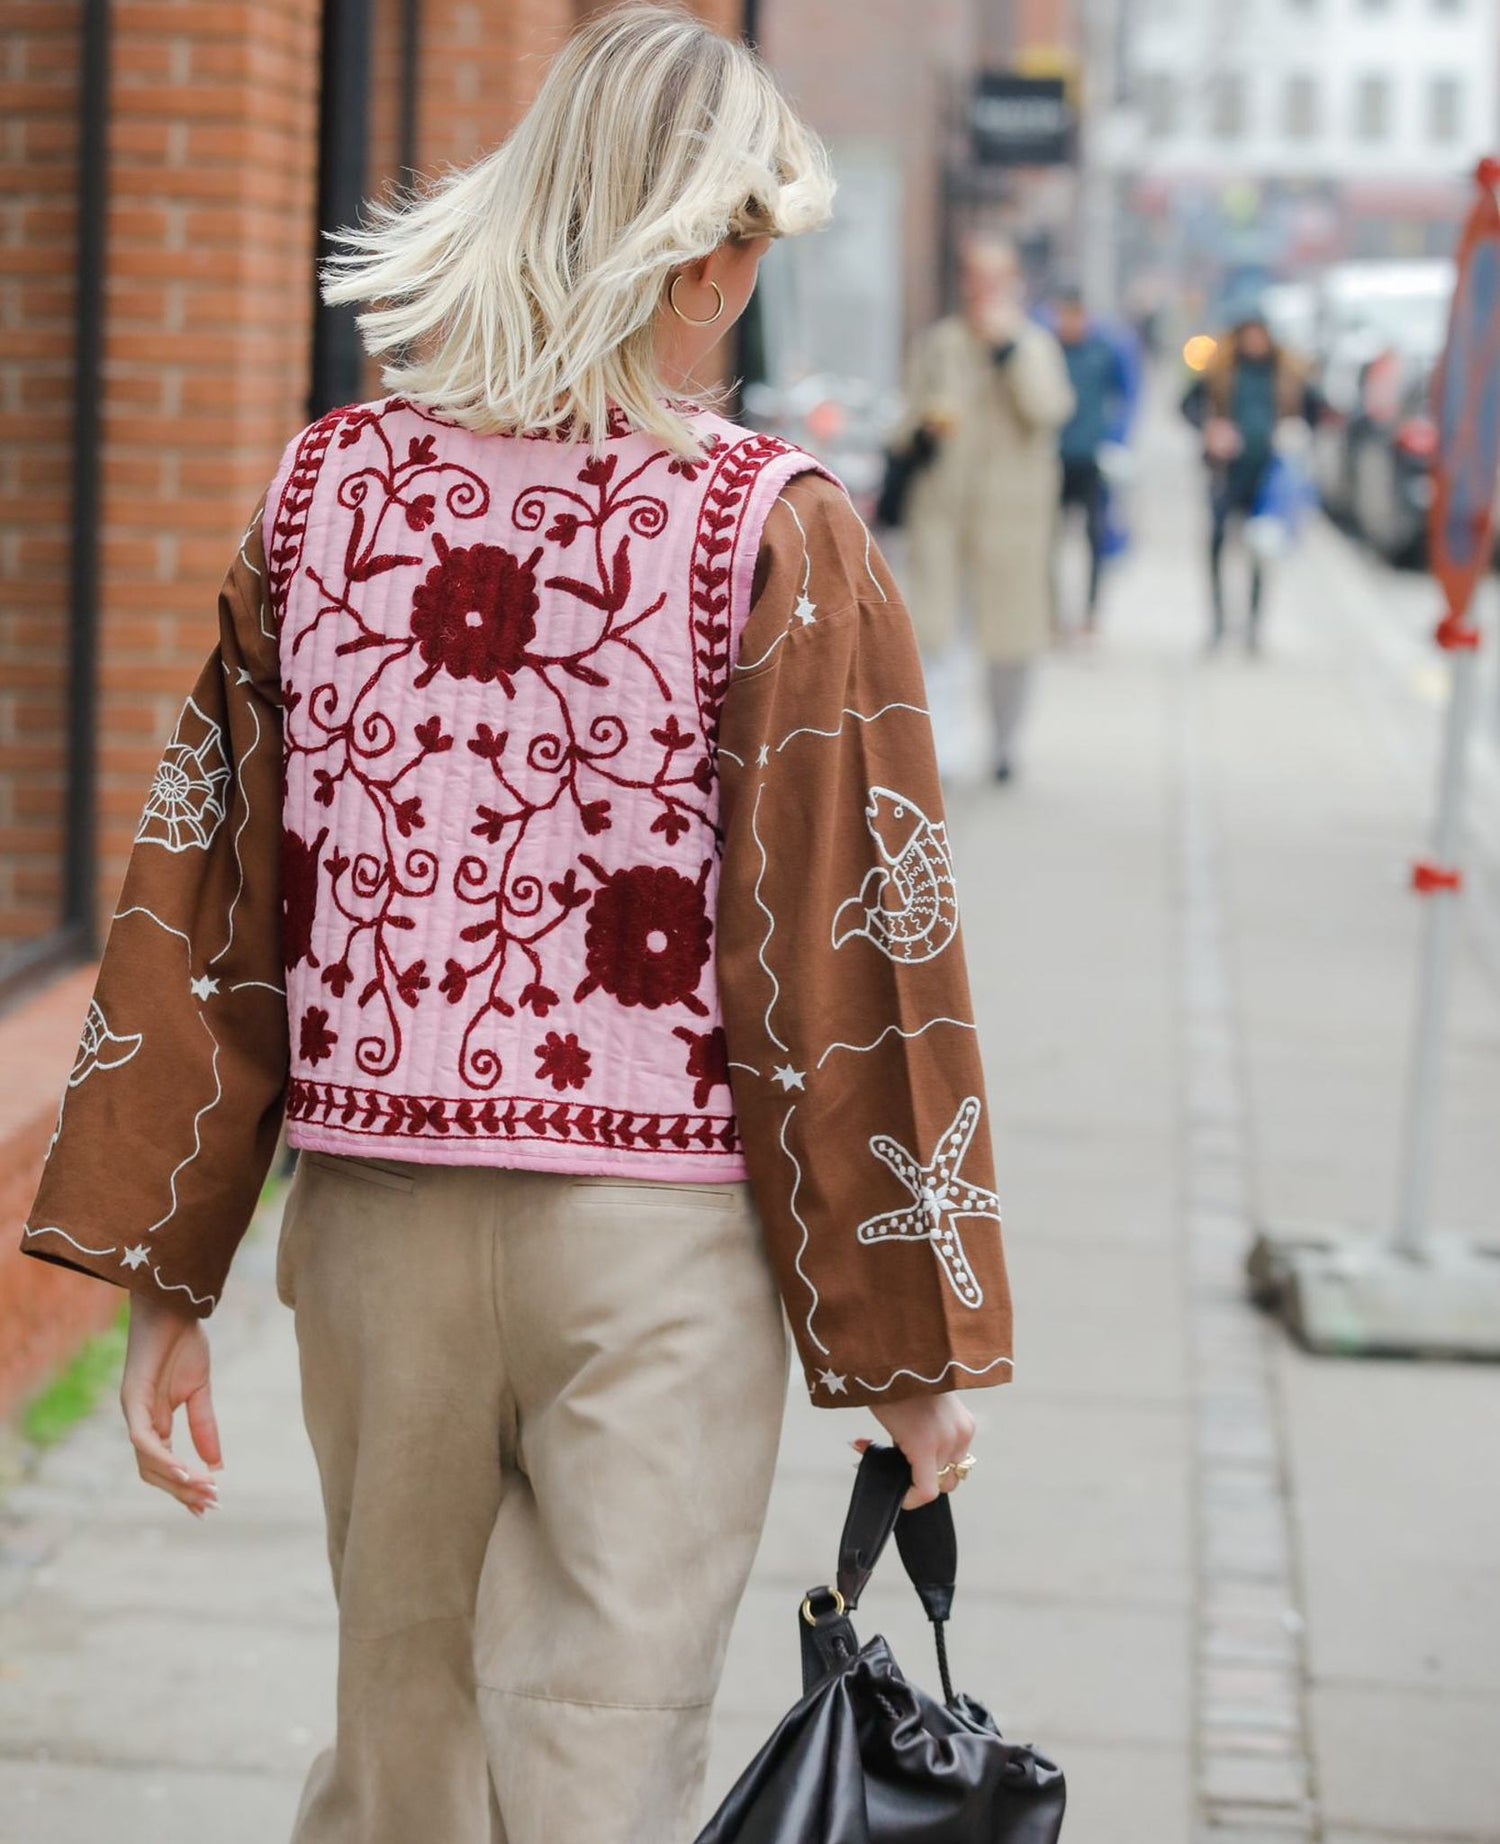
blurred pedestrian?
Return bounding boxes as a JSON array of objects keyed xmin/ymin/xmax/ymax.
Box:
[
  {"xmin": 19, "ymin": 10, "xmax": 1012, "ymax": 1844},
  {"xmin": 1052, "ymin": 284, "xmax": 1131, "ymax": 636},
  {"xmin": 896, "ymin": 235, "xmax": 1074, "ymax": 781},
  {"xmin": 1182, "ymin": 313, "xmax": 1319, "ymax": 653}
]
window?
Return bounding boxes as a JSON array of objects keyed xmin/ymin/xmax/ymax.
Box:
[
  {"xmin": 1283, "ymin": 73, "xmax": 1320, "ymax": 140},
  {"xmin": 1143, "ymin": 70, "xmax": 1179, "ymax": 139},
  {"xmin": 1428, "ymin": 74, "xmax": 1463, "ymax": 142},
  {"xmin": 1354, "ymin": 74, "xmax": 1391, "ymax": 141},
  {"xmin": 1210, "ymin": 71, "xmax": 1248, "ymax": 140}
]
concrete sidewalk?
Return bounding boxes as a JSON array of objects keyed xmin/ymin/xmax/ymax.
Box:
[{"xmin": 2, "ymin": 411, "xmax": 1498, "ymax": 1844}]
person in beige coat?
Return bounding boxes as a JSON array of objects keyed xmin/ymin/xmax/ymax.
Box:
[{"xmin": 899, "ymin": 237, "xmax": 1074, "ymax": 780}]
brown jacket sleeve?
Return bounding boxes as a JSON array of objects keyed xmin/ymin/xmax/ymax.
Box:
[
  {"xmin": 22, "ymin": 497, "xmax": 289, "ymax": 1315},
  {"xmin": 717, "ymin": 471, "xmax": 1013, "ymax": 1408}
]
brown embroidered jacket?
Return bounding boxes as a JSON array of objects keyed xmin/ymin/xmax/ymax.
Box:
[{"xmin": 23, "ymin": 467, "xmax": 1012, "ymax": 1408}]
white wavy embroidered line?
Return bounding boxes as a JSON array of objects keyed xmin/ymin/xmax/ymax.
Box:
[
  {"xmin": 750, "ymin": 781, "xmax": 788, "ymax": 1052},
  {"xmin": 718, "ymin": 745, "xmax": 746, "ymax": 768},
  {"xmin": 241, "ymin": 507, "xmax": 275, "ymax": 643},
  {"xmin": 816, "ymin": 1016, "xmax": 976, "ymax": 1070},
  {"xmin": 784, "ymin": 498, "xmax": 814, "ymax": 606},
  {"xmin": 116, "ymin": 903, "xmax": 192, "ymax": 950},
  {"xmin": 150, "ymin": 1269, "xmax": 218, "ymax": 1309},
  {"xmin": 144, "ymin": 1011, "xmax": 222, "ymax": 1235},
  {"xmin": 780, "ymin": 1104, "xmax": 829, "ymax": 1356},
  {"xmin": 23, "ymin": 1223, "xmax": 118, "ymax": 1260},
  {"xmin": 854, "ymin": 1354, "xmax": 1015, "ymax": 1394},
  {"xmin": 230, "ymin": 979, "xmax": 286, "ymax": 996},
  {"xmin": 735, "ymin": 624, "xmax": 792, "ymax": 675},
  {"xmin": 860, "ymin": 515, "xmax": 889, "ymax": 600},
  {"xmin": 210, "ymin": 662, "xmax": 261, "ymax": 968},
  {"xmin": 728, "ymin": 1060, "xmax": 761, "ymax": 1077},
  {"xmin": 776, "ymin": 701, "xmax": 931, "ymax": 755},
  {"xmin": 116, "ymin": 907, "xmax": 226, "ymax": 1237}
]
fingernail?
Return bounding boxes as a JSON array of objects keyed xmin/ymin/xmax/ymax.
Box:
[{"xmin": 174, "ymin": 1467, "xmax": 190, "ymax": 1482}]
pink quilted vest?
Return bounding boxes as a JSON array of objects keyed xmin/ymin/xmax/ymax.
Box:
[{"xmin": 264, "ymin": 395, "xmax": 820, "ymax": 1177}]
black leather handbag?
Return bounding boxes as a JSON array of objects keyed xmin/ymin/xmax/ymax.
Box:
[
  {"xmin": 695, "ymin": 1443, "xmax": 1066, "ymax": 1843},
  {"xmin": 873, "ymin": 426, "xmax": 940, "ymax": 531}
]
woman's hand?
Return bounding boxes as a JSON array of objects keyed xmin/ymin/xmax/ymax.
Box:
[
  {"xmin": 859, "ymin": 1392, "xmax": 977, "ymax": 1509},
  {"xmin": 120, "ymin": 1294, "xmax": 222, "ymax": 1517}
]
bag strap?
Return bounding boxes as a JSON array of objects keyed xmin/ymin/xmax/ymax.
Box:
[{"xmin": 831, "ymin": 1443, "xmax": 960, "ymax": 1701}]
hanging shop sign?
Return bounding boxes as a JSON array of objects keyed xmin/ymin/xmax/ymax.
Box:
[{"xmin": 970, "ymin": 73, "xmax": 1075, "ymax": 168}]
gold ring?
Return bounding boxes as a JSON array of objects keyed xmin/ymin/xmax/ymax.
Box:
[
  {"xmin": 955, "ymin": 1453, "xmax": 977, "ymax": 1481},
  {"xmin": 800, "ymin": 1587, "xmax": 846, "ymax": 1627}
]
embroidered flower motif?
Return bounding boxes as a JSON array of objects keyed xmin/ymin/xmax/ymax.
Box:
[
  {"xmin": 674, "ymin": 1025, "xmax": 730, "ymax": 1108},
  {"xmin": 575, "ymin": 858, "xmax": 712, "ymax": 1015},
  {"xmin": 299, "ymin": 1006, "xmax": 338, "ymax": 1066},
  {"xmin": 535, "ymin": 1030, "xmax": 592, "ymax": 1092},
  {"xmin": 135, "ymin": 697, "xmax": 232, "ymax": 853},
  {"xmin": 282, "ymin": 826, "xmax": 328, "ymax": 971},
  {"xmin": 410, "ymin": 534, "xmax": 543, "ymax": 690}
]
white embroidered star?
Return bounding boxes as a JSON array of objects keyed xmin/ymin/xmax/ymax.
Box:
[
  {"xmin": 756, "ymin": 743, "xmax": 772, "ymax": 768},
  {"xmin": 793, "ymin": 593, "xmax": 817, "ymax": 627},
  {"xmin": 817, "ymin": 1368, "xmax": 848, "ymax": 1396},
  {"xmin": 121, "ymin": 1245, "xmax": 150, "ymax": 1270},
  {"xmin": 189, "ymin": 974, "xmax": 220, "ymax": 1001},
  {"xmin": 772, "ymin": 1064, "xmax": 806, "ymax": 1092},
  {"xmin": 235, "ymin": 668, "xmax": 253, "ymax": 685},
  {"xmin": 855, "ymin": 1096, "xmax": 999, "ymax": 1309}
]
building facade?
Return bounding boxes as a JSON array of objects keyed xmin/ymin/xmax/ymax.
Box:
[
  {"xmin": 1125, "ymin": 0, "xmax": 1499, "ymax": 283},
  {"xmin": 0, "ymin": 0, "xmax": 738, "ymax": 1415}
]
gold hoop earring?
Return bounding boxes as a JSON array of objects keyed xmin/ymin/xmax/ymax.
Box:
[{"xmin": 669, "ymin": 275, "xmax": 725, "ymax": 326}]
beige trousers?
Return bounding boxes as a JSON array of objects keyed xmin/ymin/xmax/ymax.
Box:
[{"xmin": 275, "ymin": 1152, "xmax": 791, "ymax": 1844}]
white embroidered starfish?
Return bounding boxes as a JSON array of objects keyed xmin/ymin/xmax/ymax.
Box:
[
  {"xmin": 189, "ymin": 974, "xmax": 219, "ymax": 1001},
  {"xmin": 817, "ymin": 1368, "xmax": 847, "ymax": 1396},
  {"xmin": 855, "ymin": 1096, "xmax": 998, "ymax": 1309},
  {"xmin": 772, "ymin": 1064, "xmax": 806, "ymax": 1092},
  {"xmin": 793, "ymin": 593, "xmax": 817, "ymax": 627},
  {"xmin": 121, "ymin": 1245, "xmax": 150, "ymax": 1270}
]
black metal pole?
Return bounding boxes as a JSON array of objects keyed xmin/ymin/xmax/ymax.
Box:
[
  {"xmin": 64, "ymin": 0, "xmax": 111, "ymax": 954},
  {"xmin": 310, "ymin": 0, "xmax": 374, "ymax": 418},
  {"xmin": 398, "ymin": 0, "xmax": 422, "ymax": 186},
  {"xmin": 733, "ymin": 0, "xmax": 766, "ymax": 414}
]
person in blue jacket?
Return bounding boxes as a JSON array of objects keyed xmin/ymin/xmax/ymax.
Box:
[{"xmin": 1052, "ymin": 286, "xmax": 1131, "ymax": 635}]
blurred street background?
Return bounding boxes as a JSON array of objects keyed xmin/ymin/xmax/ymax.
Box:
[{"xmin": 4, "ymin": 3, "xmax": 1500, "ymax": 1842}]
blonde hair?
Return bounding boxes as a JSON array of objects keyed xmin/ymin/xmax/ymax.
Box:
[{"xmin": 318, "ymin": 3, "xmax": 834, "ymax": 455}]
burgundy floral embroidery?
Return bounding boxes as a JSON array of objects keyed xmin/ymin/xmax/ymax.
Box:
[
  {"xmin": 575, "ymin": 857, "xmax": 712, "ymax": 1015},
  {"xmin": 300, "ymin": 1006, "xmax": 338, "ymax": 1066},
  {"xmin": 410, "ymin": 536, "xmax": 543, "ymax": 689},
  {"xmin": 675, "ymin": 1025, "xmax": 730, "ymax": 1109},
  {"xmin": 282, "ymin": 825, "xmax": 328, "ymax": 971},
  {"xmin": 535, "ymin": 1030, "xmax": 592, "ymax": 1092},
  {"xmin": 272, "ymin": 397, "xmax": 806, "ymax": 1141},
  {"xmin": 287, "ymin": 1077, "xmax": 741, "ymax": 1153}
]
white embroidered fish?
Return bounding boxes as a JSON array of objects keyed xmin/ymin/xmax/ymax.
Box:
[{"xmin": 832, "ymin": 786, "xmax": 959, "ymax": 964}]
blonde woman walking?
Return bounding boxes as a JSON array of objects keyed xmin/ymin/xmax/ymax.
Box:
[{"xmin": 23, "ymin": 10, "xmax": 1013, "ymax": 1842}]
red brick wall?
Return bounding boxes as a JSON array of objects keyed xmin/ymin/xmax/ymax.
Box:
[
  {"xmin": 97, "ymin": 0, "xmax": 324, "ymax": 922},
  {"xmin": 0, "ymin": 0, "xmax": 323, "ymax": 1420},
  {"xmin": 0, "ymin": 5, "xmax": 81, "ymax": 954}
]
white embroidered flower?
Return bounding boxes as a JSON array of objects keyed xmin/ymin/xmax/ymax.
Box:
[{"xmin": 135, "ymin": 697, "xmax": 231, "ymax": 853}]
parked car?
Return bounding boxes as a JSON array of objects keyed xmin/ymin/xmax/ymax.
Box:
[
  {"xmin": 1348, "ymin": 352, "xmax": 1438, "ymax": 565},
  {"xmin": 1308, "ymin": 260, "xmax": 1452, "ymax": 526}
]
